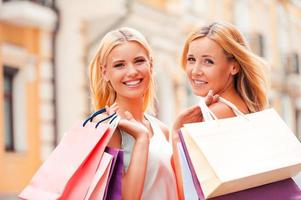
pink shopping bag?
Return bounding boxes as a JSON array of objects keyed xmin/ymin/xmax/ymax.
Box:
[
  {"xmin": 60, "ymin": 124, "xmax": 116, "ymax": 200},
  {"xmin": 84, "ymin": 152, "xmax": 114, "ymax": 200},
  {"xmin": 19, "ymin": 110, "xmax": 119, "ymax": 200},
  {"xmin": 86, "ymin": 147, "xmax": 124, "ymax": 200}
]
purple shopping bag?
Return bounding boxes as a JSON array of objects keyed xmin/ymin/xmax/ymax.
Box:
[
  {"xmin": 104, "ymin": 147, "xmax": 124, "ymax": 200},
  {"xmin": 211, "ymin": 178, "xmax": 301, "ymax": 200},
  {"xmin": 178, "ymin": 131, "xmax": 301, "ymax": 200}
]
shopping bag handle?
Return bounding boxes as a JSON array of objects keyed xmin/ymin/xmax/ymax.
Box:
[
  {"xmin": 95, "ymin": 113, "xmax": 117, "ymax": 128},
  {"xmin": 83, "ymin": 108, "xmax": 106, "ymax": 127},
  {"xmin": 218, "ymin": 97, "xmax": 245, "ymax": 116},
  {"xmin": 82, "ymin": 108, "xmax": 117, "ymax": 128},
  {"xmin": 199, "ymin": 96, "xmax": 247, "ymax": 122}
]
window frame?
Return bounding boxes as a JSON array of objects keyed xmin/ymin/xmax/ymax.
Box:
[{"xmin": 3, "ymin": 65, "xmax": 19, "ymax": 151}]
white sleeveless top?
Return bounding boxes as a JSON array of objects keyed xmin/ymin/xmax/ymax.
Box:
[{"xmin": 120, "ymin": 114, "xmax": 178, "ymax": 200}]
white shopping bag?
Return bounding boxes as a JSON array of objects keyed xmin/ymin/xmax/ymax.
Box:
[{"xmin": 182, "ymin": 97, "xmax": 301, "ymax": 199}]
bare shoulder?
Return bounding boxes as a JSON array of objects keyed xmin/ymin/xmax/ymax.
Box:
[
  {"xmin": 208, "ymin": 102, "xmax": 237, "ymax": 119},
  {"xmin": 152, "ymin": 118, "xmax": 170, "ymax": 141}
]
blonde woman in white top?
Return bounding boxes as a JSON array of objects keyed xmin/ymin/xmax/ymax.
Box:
[
  {"xmin": 172, "ymin": 21, "xmax": 270, "ymax": 199},
  {"xmin": 89, "ymin": 27, "xmax": 178, "ymax": 200}
]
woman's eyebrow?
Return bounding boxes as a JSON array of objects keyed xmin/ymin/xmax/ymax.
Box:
[
  {"xmin": 134, "ymin": 56, "xmax": 145, "ymax": 59},
  {"xmin": 112, "ymin": 59, "xmax": 124, "ymax": 64},
  {"xmin": 201, "ymin": 55, "xmax": 215, "ymax": 59}
]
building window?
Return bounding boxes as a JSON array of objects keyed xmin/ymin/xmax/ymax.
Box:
[
  {"xmin": 3, "ymin": 65, "xmax": 19, "ymax": 151},
  {"xmin": 248, "ymin": 33, "xmax": 265, "ymax": 57},
  {"xmin": 2, "ymin": 0, "xmax": 54, "ymax": 8},
  {"xmin": 285, "ymin": 53, "xmax": 300, "ymax": 75}
]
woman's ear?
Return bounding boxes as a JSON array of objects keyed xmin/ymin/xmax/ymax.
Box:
[
  {"xmin": 101, "ymin": 66, "xmax": 109, "ymax": 82},
  {"xmin": 149, "ymin": 58, "xmax": 153, "ymax": 74},
  {"xmin": 230, "ymin": 61, "xmax": 240, "ymax": 75}
]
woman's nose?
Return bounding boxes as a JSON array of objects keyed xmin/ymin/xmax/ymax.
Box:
[
  {"xmin": 127, "ymin": 64, "xmax": 138, "ymax": 76},
  {"xmin": 191, "ymin": 64, "xmax": 203, "ymax": 76}
]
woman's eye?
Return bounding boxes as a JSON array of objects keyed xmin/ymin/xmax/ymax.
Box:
[
  {"xmin": 135, "ymin": 59, "xmax": 146, "ymax": 64},
  {"xmin": 204, "ymin": 59, "xmax": 214, "ymax": 65},
  {"xmin": 187, "ymin": 57, "xmax": 196, "ymax": 62},
  {"xmin": 114, "ymin": 63, "xmax": 124, "ymax": 68}
]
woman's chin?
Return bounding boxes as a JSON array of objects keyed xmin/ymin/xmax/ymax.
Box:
[
  {"xmin": 192, "ymin": 89, "xmax": 209, "ymax": 97},
  {"xmin": 120, "ymin": 90, "xmax": 146, "ymax": 99}
]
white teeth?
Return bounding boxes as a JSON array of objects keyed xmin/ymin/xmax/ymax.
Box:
[
  {"xmin": 193, "ymin": 80, "xmax": 207, "ymax": 85},
  {"xmin": 124, "ymin": 79, "xmax": 141, "ymax": 86}
]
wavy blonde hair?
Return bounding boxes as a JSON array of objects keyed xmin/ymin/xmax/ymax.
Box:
[
  {"xmin": 89, "ymin": 27, "xmax": 155, "ymax": 111},
  {"xmin": 181, "ymin": 22, "xmax": 270, "ymax": 112}
]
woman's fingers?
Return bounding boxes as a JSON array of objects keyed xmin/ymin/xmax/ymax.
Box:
[
  {"xmin": 183, "ymin": 105, "xmax": 200, "ymax": 115},
  {"xmin": 178, "ymin": 106, "xmax": 201, "ymax": 123},
  {"xmin": 124, "ymin": 111, "xmax": 135, "ymax": 122},
  {"xmin": 183, "ymin": 105, "xmax": 201, "ymax": 119},
  {"xmin": 213, "ymin": 94, "xmax": 219, "ymax": 103},
  {"xmin": 174, "ymin": 95, "xmax": 219, "ymax": 131},
  {"xmin": 118, "ymin": 118, "xmax": 149, "ymax": 139},
  {"xmin": 105, "ymin": 105, "xmax": 110, "ymax": 115},
  {"xmin": 204, "ymin": 90, "xmax": 214, "ymax": 106},
  {"xmin": 173, "ymin": 105, "xmax": 203, "ymax": 131},
  {"xmin": 105, "ymin": 102, "xmax": 119, "ymax": 115},
  {"xmin": 204, "ymin": 90, "xmax": 220, "ymax": 106}
]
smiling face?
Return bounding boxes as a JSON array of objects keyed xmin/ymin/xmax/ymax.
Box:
[
  {"xmin": 103, "ymin": 41, "xmax": 152, "ymax": 101},
  {"xmin": 185, "ymin": 37, "xmax": 239, "ymax": 97}
]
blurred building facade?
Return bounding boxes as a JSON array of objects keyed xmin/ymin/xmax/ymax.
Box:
[
  {"xmin": 0, "ymin": 0, "xmax": 300, "ymax": 196},
  {"xmin": 0, "ymin": 0, "xmax": 57, "ymax": 195}
]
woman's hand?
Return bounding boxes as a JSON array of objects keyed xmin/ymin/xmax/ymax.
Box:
[
  {"xmin": 105, "ymin": 102, "xmax": 119, "ymax": 115},
  {"xmin": 172, "ymin": 90, "xmax": 219, "ymax": 132},
  {"xmin": 91, "ymin": 102, "xmax": 119, "ymax": 123},
  {"xmin": 118, "ymin": 111, "xmax": 149, "ymax": 141},
  {"xmin": 106, "ymin": 103, "xmax": 149, "ymax": 140}
]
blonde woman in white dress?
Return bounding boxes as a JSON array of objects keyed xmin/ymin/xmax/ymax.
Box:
[{"xmin": 89, "ymin": 27, "xmax": 179, "ymax": 200}]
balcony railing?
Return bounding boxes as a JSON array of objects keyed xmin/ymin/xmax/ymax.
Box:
[{"xmin": 2, "ymin": 0, "xmax": 55, "ymax": 8}]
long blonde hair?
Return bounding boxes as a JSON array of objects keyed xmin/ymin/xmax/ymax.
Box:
[
  {"xmin": 181, "ymin": 22, "xmax": 269, "ymax": 112},
  {"xmin": 89, "ymin": 27, "xmax": 155, "ymax": 111}
]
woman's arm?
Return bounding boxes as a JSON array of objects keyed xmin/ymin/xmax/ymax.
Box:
[
  {"xmin": 117, "ymin": 112, "xmax": 150, "ymax": 200},
  {"xmin": 94, "ymin": 105, "xmax": 150, "ymax": 199},
  {"xmin": 171, "ymin": 91, "xmax": 218, "ymax": 200},
  {"xmin": 171, "ymin": 105, "xmax": 203, "ymax": 200}
]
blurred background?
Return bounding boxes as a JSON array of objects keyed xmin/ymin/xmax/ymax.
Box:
[{"xmin": 0, "ymin": 0, "xmax": 301, "ymax": 198}]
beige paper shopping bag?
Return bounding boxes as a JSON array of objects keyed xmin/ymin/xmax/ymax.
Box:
[{"xmin": 182, "ymin": 97, "xmax": 301, "ymax": 199}]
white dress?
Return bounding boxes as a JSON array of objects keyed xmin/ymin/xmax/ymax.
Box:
[{"xmin": 120, "ymin": 114, "xmax": 178, "ymax": 200}]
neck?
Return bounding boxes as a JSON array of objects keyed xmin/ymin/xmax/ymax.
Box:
[
  {"xmin": 218, "ymin": 83, "xmax": 250, "ymax": 114},
  {"xmin": 218, "ymin": 81, "xmax": 241, "ymax": 101},
  {"xmin": 217, "ymin": 75, "xmax": 237, "ymax": 98},
  {"xmin": 115, "ymin": 96, "xmax": 145, "ymax": 122},
  {"xmin": 219, "ymin": 86, "xmax": 239, "ymax": 100}
]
